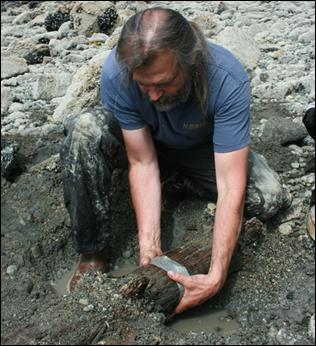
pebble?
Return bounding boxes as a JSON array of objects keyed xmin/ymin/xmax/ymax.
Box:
[
  {"xmin": 6, "ymin": 264, "xmax": 18, "ymax": 275},
  {"xmin": 30, "ymin": 244, "xmax": 43, "ymax": 258},
  {"xmin": 83, "ymin": 304, "xmax": 94, "ymax": 312},
  {"xmin": 79, "ymin": 298, "xmax": 89, "ymax": 305},
  {"xmin": 16, "ymin": 278, "xmax": 34, "ymax": 294},
  {"xmin": 278, "ymin": 223, "xmax": 293, "ymax": 235},
  {"xmin": 122, "ymin": 250, "xmax": 132, "ymax": 258},
  {"xmin": 291, "ymin": 162, "xmax": 300, "ymax": 169},
  {"xmin": 308, "ymin": 314, "xmax": 315, "ymax": 340},
  {"xmin": 207, "ymin": 202, "xmax": 216, "ymax": 210}
]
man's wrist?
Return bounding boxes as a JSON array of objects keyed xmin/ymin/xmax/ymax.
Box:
[
  {"xmin": 208, "ymin": 262, "xmax": 229, "ymax": 285},
  {"xmin": 138, "ymin": 231, "xmax": 161, "ymax": 254}
]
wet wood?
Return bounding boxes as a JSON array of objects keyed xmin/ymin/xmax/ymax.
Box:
[{"xmin": 120, "ymin": 231, "xmax": 212, "ymax": 315}]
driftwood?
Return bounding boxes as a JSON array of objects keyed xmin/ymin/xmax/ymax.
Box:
[
  {"xmin": 120, "ymin": 217, "xmax": 264, "ymax": 316},
  {"xmin": 121, "ymin": 231, "xmax": 212, "ymax": 315}
]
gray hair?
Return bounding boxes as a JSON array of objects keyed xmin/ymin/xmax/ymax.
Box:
[{"xmin": 116, "ymin": 7, "xmax": 209, "ymax": 113}]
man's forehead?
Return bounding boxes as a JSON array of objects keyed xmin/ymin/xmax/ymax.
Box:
[{"xmin": 132, "ymin": 49, "xmax": 178, "ymax": 84}]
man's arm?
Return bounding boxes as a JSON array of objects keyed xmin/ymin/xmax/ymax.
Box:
[
  {"xmin": 209, "ymin": 146, "xmax": 248, "ymax": 280},
  {"xmin": 168, "ymin": 146, "xmax": 249, "ymax": 314},
  {"xmin": 122, "ymin": 126, "xmax": 163, "ymax": 266}
]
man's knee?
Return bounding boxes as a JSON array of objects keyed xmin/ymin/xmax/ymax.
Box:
[
  {"xmin": 61, "ymin": 107, "xmax": 123, "ymax": 160},
  {"xmin": 63, "ymin": 108, "xmax": 107, "ymax": 142},
  {"xmin": 245, "ymin": 151, "xmax": 292, "ymax": 220}
]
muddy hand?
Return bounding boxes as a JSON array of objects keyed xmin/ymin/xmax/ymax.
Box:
[
  {"xmin": 139, "ymin": 247, "xmax": 163, "ymax": 266},
  {"xmin": 167, "ymin": 271, "xmax": 223, "ymax": 315}
]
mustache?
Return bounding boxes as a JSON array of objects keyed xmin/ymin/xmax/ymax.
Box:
[{"xmin": 149, "ymin": 80, "xmax": 192, "ymax": 112}]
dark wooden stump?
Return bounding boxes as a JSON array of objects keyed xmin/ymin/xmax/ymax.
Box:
[{"xmin": 121, "ymin": 232, "xmax": 212, "ymax": 315}]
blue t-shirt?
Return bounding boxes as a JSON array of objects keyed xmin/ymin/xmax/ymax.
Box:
[{"xmin": 100, "ymin": 41, "xmax": 251, "ymax": 153}]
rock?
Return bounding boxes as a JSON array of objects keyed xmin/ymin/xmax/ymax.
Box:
[
  {"xmin": 214, "ymin": 27, "xmax": 260, "ymax": 71},
  {"xmin": 207, "ymin": 202, "xmax": 216, "ymax": 212},
  {"xmin": 12, "ymin": 10, "xmax": 35, "ymax": 25},
  {"xmin": 32, "ymin": 72, "xmax": 73, "ymax": 100},
  {"xmin": 275, "ymin": 327, "xmax": 297, "ymax": 344},
  {"xmin": 1, "ymin": 86, "xmax": 12, "ymax": 113},
  {"xmin": 30, "ymin": 244, "xmax": 43, "ymax": 258},
  {"xmin": 51, "ymin": 50, "xmax": 111, "ymax": 124},
  {"xmin": 241, "ymin": 217, "xmax": 264, "ymax": 245},
  {"xmin": 261, "ymin": 117, "xmax": 307, "ymax": 146},
  {"xmin": 23, "ymin": 44, "xmax": 50, "ymax": 65},
  {"xmin": 83, "ymin": 304, "xmax": 94, "ymax": 312},
  {"xmin": 308, "ymin": 314, "xmax": 315, "ymax": 341},
  {"xmin": 16, "ymin": 278, "xmax": 34, "ymax": 294},
  {"xmin": 298, "ymin": 29, "xmax": 315, "ymax": 43},
  {"xmin": 79, "ymin": 298, "xmax": 89, "ymax": 305},
  {"xmin": 30, "ymin": 14, "xmax": 50, "ymax": 29},
  {"xmin": 288, "ymin": 144, "xmax": 303, "ymax": 156},
  {"xmin": 123, "ymin": 250, "xmax": 132, "ymax": 259},
  {"xmin": 245, "ymin": 151, "xmax": 292, "ymax": 220},
  {"xmin": 44, "ymin": 11, "xmax": 71, "ymax": 32},
  {"xmin": 28, "ymin": 1, "xmax": 41, "ymax": 10},
  {"xmin": 6, "ymin": 264, "xmax": 18, "ymax": 275},
  {"xmin": 97, "ymin": 7, "xmax": 118, "ymax": 35},
  {"xmin": 70, "ymin": 1, "xmax": 116, "ymax": 37},
  {"xmin": 291, "ymin": 162, "xmax": 300, "ymax": 169},
  {"xmin": 278, "ymin": 222, "xmax": 293, "ymax": 235},
  {"xmin": 1, "ymin": 141, "xmax": 24, "ymax": 182},
  {"xmin": 1, "ymin": 57, "xmax": 29, "ymax": 80}
]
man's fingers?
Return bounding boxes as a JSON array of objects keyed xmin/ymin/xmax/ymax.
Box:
[
  {"xmin": 139, "ymin": 248, "xmax": 163, "ymax": 266},
  {"xmin": 167, "ymin": 271, "xmax": 190, "ymax": 285},
  {"xmin": 140, "ymin": 257, "xmax": 151, "ymax": 266}
]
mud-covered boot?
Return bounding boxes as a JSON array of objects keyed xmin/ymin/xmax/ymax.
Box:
[{"xmin": 67, "ymin": 247, "xmax": 111, "ymax": 293}]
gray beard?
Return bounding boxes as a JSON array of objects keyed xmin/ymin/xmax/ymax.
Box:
[{"xmin": 150, "ymin": 79, "xmax": 192, "ymax": 112}]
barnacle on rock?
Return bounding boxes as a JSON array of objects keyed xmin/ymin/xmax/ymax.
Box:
[
  {"xmin": 23, "ymin": 45, "xmax": 50, "ymax": 64},
  {"xmin": 97, "ymin": 7, "xmax": 118, "ymax": 35},
  {"xmin": 28, "ymin": 1, "xmax": 41, "ymax": 9},
  {"xmin": 44, "ymin": 11, "xmax": 70, "ymax": 32}
]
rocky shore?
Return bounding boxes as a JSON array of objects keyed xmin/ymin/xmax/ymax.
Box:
[{"xmin": 1, "ymin": 1, "xmax": 315, "ymax": 345}]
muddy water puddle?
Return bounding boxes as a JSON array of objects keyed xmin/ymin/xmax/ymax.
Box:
[
  {"xmin": 51, "ymin": 263, "xmax": 78, "ymax": 296},
  {"xmin": 51, "ymin": 259, "xmax": 139, "ymax": 296},
  {"xmin": 109, "ymin": 259, "xmax": 138, "ymax": 277},
  {"xmin": 52, "ymin": 260, "xmax": 239, "ymax": 335},
  {"xmin": 168, "ymin": 305, "xmax": 240, "ymax": 334}
]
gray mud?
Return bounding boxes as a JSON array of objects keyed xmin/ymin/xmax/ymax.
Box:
[{"xmin": 2, "ymin": 103, "xmax": 315, "ymax": 345}]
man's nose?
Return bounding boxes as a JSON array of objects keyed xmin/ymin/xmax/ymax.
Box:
[{"xmin": 148, "ymin": 87, "xmax": 163, "ymax": 102}]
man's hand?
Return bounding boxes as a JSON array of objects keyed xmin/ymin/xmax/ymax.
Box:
[
  {"xmin": 139, "ymin": 246, "xmax": 163, "ymax": 266},
  {"xmin": 167, "ymin": 270, "xmax": 226, "ymax": 315}
]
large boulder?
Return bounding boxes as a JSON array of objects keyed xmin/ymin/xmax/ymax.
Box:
[
  {"xmin": 245, "ymin": 151, "xmax": 292, "ymax": 220},
  {"xmin": 214, "ymin": 27, "xmax": 260, "ymax": 71},
  {"xmin": 261, "ymin": 117, "xmax": 307, "ymax": 146},
  {"xmin": 1, "ymin": 57, "xmax": 29, "ymax": 80},
  {"xmin": 32, "ymin": 72, "xmax": 73, "ymax": 101},
  {"xmin": 50, "ymin": 50, "xmax": 111, "ymax": 124},
  {"xmin": 70, "ymin": 1, "xmax": 118, "ymax": 37}
]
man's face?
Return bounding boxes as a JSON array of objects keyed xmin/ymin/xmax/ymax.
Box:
[{"xmin": 132, "ymin": 49, "xmax": 191, "ymax": 111}]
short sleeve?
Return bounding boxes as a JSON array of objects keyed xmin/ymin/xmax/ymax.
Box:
[
  {"xmin": 100, "ymin": 70, "xmax": 146, "ymax": 130},
  {"xmin": 213, "ymin": 81, "xmax": 251, "ymax": 153}
]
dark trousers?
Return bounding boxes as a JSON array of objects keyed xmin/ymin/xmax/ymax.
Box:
[{"xmin": 60, "ymin": 106, "xmax": 291, "ymax": 254}]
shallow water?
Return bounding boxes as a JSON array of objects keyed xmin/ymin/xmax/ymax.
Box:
[
  {"xmin": 51, "ymin": 263, "xmax": 78, "ymax": 296},
  {"xmin": 169, "ymin": 305, "xmax": 240, "ymax": 334}
]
